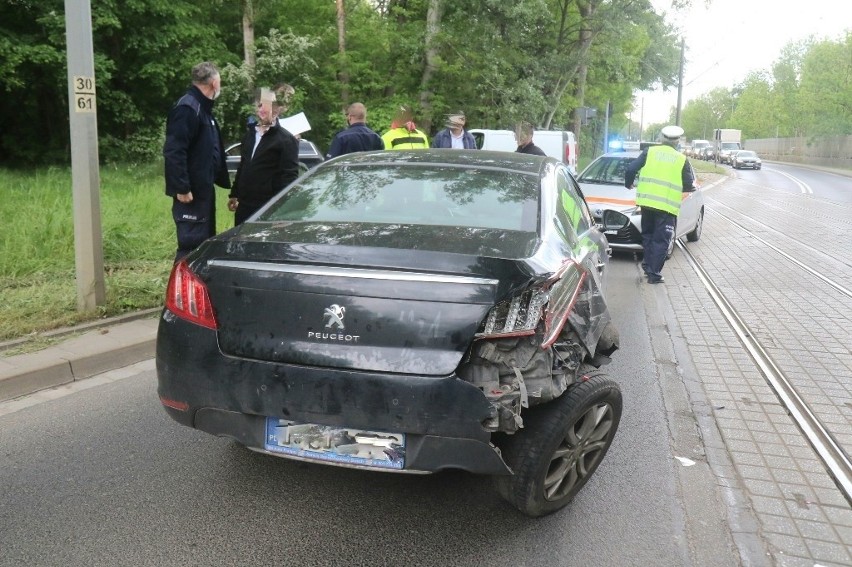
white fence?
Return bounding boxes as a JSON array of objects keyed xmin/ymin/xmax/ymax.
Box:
[{"xmin": 746, "ymin": 135, "xmax": 852, "ymax": 170}]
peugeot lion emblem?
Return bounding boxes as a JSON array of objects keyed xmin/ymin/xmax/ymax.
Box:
[{"xmin": 323, "ymin": 304, "xmax": 346, "ymax": 330}]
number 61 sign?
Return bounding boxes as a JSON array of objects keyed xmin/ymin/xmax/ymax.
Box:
[{"xmin": 73, "ymin": 75, "xmax": 96, "ymax": 113}]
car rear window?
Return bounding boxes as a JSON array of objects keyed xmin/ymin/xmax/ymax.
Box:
[{"xmin": 259, "ymin": 164, "xmax": 540, "ymax": 232}]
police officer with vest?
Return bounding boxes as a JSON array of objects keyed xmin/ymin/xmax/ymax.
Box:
[{"xmin": 624, "ymin": 125, "xmax": 696, "ymax": 284}]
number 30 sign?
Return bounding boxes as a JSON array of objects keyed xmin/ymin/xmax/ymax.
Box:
[{"xmin": 73, "ymin": 75, "xmax": 96, "ymax": 113}]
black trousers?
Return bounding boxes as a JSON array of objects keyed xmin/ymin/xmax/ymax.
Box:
[{"xmin": 640, "ymin": 207, "xmax": 676, "ymax": 279}]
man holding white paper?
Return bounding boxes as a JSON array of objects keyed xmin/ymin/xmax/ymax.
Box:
[{"xmin": 227, "ymin": 84, "xmax": 300, "ymax": 225}]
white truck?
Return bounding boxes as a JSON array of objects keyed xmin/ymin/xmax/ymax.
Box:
[
  {"xmin": 470, "ymin": 128, "xmax": 578, "ymax": 175},
  {"xmin": 714, "ymin": 129, "xmax": 742, "ymax": 164}
]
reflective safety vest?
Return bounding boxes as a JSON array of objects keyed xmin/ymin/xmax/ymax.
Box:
[
  {"xmin": 382, "ymin": 127, "xmax": 429, "ymax": 150},
  {"xmin": 635, "ymin": 145, "xmax": 686, "ymax": 216}
]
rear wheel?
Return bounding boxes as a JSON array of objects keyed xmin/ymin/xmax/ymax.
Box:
[
  {"xmin": 686, "ymin": 208, "xmax": 703, "ymax": 242},
  {"xmin": 493, "ymin": 371, "xmax": 622, "ymax": 517}
]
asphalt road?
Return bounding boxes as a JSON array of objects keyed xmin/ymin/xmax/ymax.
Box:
[{"xmin": 0, "ymin": 259, "xmax": 738, "ymax": 567}]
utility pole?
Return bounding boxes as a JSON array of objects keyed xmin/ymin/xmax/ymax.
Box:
[
  {"xmin": 65, "ymin": 0, "xmax": 105, "ymax": 311},
  {"xmin": 675, "ymin": 37, "xmax": 685, "ymax": 126}
]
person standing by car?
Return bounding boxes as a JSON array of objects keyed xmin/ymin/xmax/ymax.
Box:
[
  {"xmin": 514, "ymin": 122, "xmax": 546, "ymax": 156},
  {"xmin": 624, "ymin": 125, "xmax": 696, "ymax": 284},
  {"xmin": 163, "ymin": 61, "xmax": 231, "ymax": 261},
  {"xmin": 228, "ymin": 85, "xmax": 300, "ymax": 225},
  {"xmin": 325, "ymin": 102, "xmax": 384, "ymax": 158},
  {"xmin": 431, "ymin": 111, "xmax": 476, "ymax": 149},
  {"xmin": 382, "ymin": 105, "xmax": 429, "ymax": 150}
]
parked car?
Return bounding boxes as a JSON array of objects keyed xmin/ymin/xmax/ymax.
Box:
[
  {"xmin": 731, "ymin": 150, "xmax": 762, "ymax": 170},
  {"xmin": 576, "ymin": 150, "xmax": 705, "ymax": 257},
  {"xmin": 226, "ymin": 139, "xmax": 325, "ymax": 180},
  {"xmin": 156, "ymin": 149, "xmax": 623, "ymax": 518}
]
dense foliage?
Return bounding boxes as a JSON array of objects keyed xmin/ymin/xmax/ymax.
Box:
[
  {"xmin": 3, "ymin": 1, "xmax": 846, "ymax": 164},
  {"xmin": 0, "ymin": 0, "xmax": 681, "ymax": 165}
]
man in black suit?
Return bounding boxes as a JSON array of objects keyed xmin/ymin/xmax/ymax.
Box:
[{"xmin": 228, "ymin": 84, "xmax": 300, "ymax": 225}]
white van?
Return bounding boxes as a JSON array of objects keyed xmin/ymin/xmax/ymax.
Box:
[{"xmin": 470, "ymin": 128, "xmax": 578, "ymax": 175}]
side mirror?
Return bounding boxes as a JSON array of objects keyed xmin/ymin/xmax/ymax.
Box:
[{"xmin": 600, "ymin": 209, "xmax": 630, "ymax": 232}]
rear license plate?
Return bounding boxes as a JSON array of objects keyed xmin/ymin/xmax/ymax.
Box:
[{"xmin": 264, "ymin": 418, "xmax": 405, "ymax": 470}]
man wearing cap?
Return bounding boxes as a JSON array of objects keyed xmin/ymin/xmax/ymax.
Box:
[
  {"xmin": 624, "ymin": 125, "xmax": 697, "ymax": 284},
  {"xmin": 431, "ymin": 111, "xmax": 476, "ymax": 149},
  {"xmin": 326, "ymin": 102, "xmax": 384, "ymax": 158}
]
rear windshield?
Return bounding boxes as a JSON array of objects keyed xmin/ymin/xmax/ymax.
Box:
[{"xmin": 259, "ymin": 164, "xmax": 540, "ymax": 232}]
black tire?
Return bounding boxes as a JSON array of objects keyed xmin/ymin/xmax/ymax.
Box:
[
  {"xmin": 493, "ymin": 371, "xmax": 622, "ymax": 517},
  {"xmin": 686, "ymin": 208, "xmax": 703, "ymax": 242}
]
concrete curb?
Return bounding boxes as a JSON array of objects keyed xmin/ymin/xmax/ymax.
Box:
[{"xmin": 0, "ymin": 314, "xmax": 159, "ymax": 403}]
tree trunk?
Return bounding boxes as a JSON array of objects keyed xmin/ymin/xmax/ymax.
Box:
[
  {"xmin": 242, "ymin": 0, "xmax": 255, "ymax": 69},
  {"xmin": 418, "ymin": 0, "xmax": 442, "ymax": 133},
  {"xmin": 337, "ymin": 0, "xmax": 349, "ymax": 107}
]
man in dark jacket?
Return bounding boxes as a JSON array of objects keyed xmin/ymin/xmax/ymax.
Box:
[
  {"xmin": 514, "ymin": 121, "xmax": 546, "ymax": 156},
  {"xmin": 326, "ymin": 102, "xmax": 384, "ymax": 158},
  {"xmin": 163, "ymin": 61, "xmax": 231, "ymax": 261},
  {"xmin": 228, "ymin": 85, "xmax": 300, "ymax": 225}
]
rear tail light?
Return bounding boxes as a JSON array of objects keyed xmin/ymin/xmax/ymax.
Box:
[
  {"xmin": 165, "ymin": 260, "xmax": 218, "ymax": 329},
  {"xmin": 476, "ymin": 288, "xmax": 549, "ymax": 339},
  {"xmin": 159, "ymin": 396, "xmax": 189, "ymax": 411},
  {"xmin": 476, "ymin": 260, "xmax": 586, "ymax": 348}
]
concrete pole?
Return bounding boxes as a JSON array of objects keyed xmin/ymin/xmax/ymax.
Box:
[
  {"xmin": 65, "ymin": 0, "xmax": 105, "ymax": 310},
  {"xmin": 676, "ymin": 37, "xmax": 685, "ymax": 126}
]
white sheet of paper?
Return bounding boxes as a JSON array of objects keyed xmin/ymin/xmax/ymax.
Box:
[{"xmin": 278, "ymin": 112, "xmax": 311, "ymax": 136}]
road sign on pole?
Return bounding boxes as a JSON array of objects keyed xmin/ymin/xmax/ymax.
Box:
[{"xmin": 65, "ymin": 0, "xmax": 105, "ymax": 311}]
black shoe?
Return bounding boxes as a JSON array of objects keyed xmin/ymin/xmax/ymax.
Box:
[{"xmin": 647, "ymin": 276, "xmax": 665, "ymax": 284}]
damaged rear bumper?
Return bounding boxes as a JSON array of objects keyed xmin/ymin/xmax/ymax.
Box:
[{"xmin": 156, "ymin": 312, "xmax": 511, "ymax": 475}]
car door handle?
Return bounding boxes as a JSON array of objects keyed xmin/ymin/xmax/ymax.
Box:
[{"xmin": 596, "ymin": 261, "xmax": 605, "ymax": 273}]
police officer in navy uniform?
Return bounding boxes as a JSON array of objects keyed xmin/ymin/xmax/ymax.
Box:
[
  {"xmin": 163, "ymin": 61, "xmax": 231, "ymax": 262},
  {"xmin": 326, "ymin": 102, "xmax": 384, "ymax": 158},
  {"xmin": 624, "ymin": 125, "xmax": 696, "ymax": 284}
]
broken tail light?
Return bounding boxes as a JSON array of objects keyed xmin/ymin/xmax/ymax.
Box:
[
  {"xmin": 165, "ymin": 260, "xmax": 218, "ymax": 330},
  {"xmin": 476, "ymin": 288, "xmax": 549, "ymax": 339}
]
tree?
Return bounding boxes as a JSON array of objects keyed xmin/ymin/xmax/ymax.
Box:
[{"xmin": 798, "ymin": 33, "xmax": 852, "ymax": 136}]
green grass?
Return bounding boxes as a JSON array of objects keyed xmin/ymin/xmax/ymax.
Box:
[{"xmin": 0, "ymin": 163, "xmax": 234, "ymax": 342}]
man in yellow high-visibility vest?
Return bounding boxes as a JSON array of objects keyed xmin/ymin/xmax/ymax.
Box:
[{"xmin": 624, "ymin": 125, "xmax": 696, "ymax": 284}]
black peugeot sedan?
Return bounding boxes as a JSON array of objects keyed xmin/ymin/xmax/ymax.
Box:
[{"xmin": 156, "ymin": 150, "xmax": 622, "ymax": 517}]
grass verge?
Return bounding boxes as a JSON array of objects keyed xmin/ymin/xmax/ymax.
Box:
[{"xmin": 0, "ymin": 163, "xmax": 233, "ymax": 343}]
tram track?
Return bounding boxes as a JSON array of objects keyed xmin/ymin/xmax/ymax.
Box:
[{"xmin": 676, "ymin": 223, "xmax": 852, "ymax": 504}]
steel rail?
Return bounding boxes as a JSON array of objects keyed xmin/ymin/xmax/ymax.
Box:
[{"xmin": 677, "ymin": 239, "xmax": 852, "ymax": 503}]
